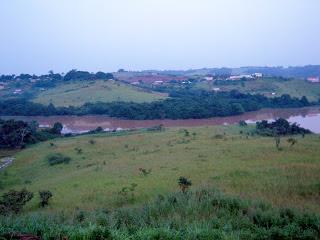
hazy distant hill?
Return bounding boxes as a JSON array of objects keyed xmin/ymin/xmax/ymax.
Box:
[{"xmin": 154, "ymin": 65, "xmax": 320, "ymax": 78}]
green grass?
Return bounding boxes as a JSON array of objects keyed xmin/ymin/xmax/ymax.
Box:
[
  {"xmin": 1, "ymin": 188, "xmax": 319, "ymax": 239},
  {"xmin": 32, "ymin": 80, "xmax": 167, "ymax": 107},
  {"xmin": 195, "ymin": 78, "xmax": 320, "ymax": 102},
  {"xmin": 1, "ymin": 125, "xmax": 319, "ymax": 214}
]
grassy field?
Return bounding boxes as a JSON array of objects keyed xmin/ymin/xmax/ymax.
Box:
[
  {"xmin": 32, "ymin": 80, "xmax": 167, "ymax": 107},
  {"xmin": 195, "ymin": 78, "xmax": 320, "ymax": 102},
  {"xmin": 1, "ymin": 125, "xmax": 319, "ymax": 214}
]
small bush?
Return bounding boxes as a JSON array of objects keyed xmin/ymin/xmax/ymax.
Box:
[
  {"xmin": 39, "ymin": 190, "xmax": 53, "ymax": 207},
  {"xmin": 239, "ymin": 120, "xmax": 248, "ymax": 127},
  {"xmin": 138, "ymin": 168, "xmax": 152, "ymax": 176},
  {"xmin": 118, "ymin": 183, "xmax": 138, "ymax": 204},
  {"xmin": 287, "ymin": 138, "xmax": 298, "ymax": 147},
  {"xmin": 24, "ymin": 179, "xmax": 32, "ymax": 185},
  {"xmin": 178, "ymin": 177, "xmax": 192, "ymax": 193},
  {"xmin": 213, "ymin": 134, "xmax": 224, "ymax": 139},
  {"xmin": 47, "ymin": 153, "xmax": 71, "ymax": 166},
  {"xmin": 0, "ymin": 189, "xmax": 33, "ymax": 215},
  {"xmin": 184, "ymin": 129, "xmax": 190, "ymax": 137},
  {"xmin": 75, "ymin": 210, "xmax": 86, "ymax": 223},
  {"xmin": 75, "ymin": 147, "xmax": 83, "ymax": 154}
]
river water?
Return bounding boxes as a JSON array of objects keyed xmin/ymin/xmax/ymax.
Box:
[{"xmin": 2, "ymin": 107, "xmax": 320, "ymax": 134}]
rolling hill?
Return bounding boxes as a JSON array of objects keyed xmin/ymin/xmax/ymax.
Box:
[
  {"xmin": 32, "ymin": 80, "xmax": 167, "ymax": 107},
  {"xmin": 195, "ymin": 78, "xmax": 320, "ymax": 102},
  {"xmin": 1, "ymin": 125, "xmax": 319, "ymax": 213}
]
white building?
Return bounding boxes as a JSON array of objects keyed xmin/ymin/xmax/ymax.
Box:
[
  {"xmin": 307, "ymin": 77, "xmax": 320, "ymax": 83},
  {"xmin": 13, "ymin": 89, "xmax": 22, "ymax": 94},
  {"xmin": 227, "ymin": 75, "xmax": 254, "ymax": 81},
  {"xmin": 253, "ymin": 73, "xmax": 263, "ymax": 78},
  {"xmin": 153, "ymin": 80, "xmax": 164, "ymax": 85},
  {"xmin": 204, "ymin": 76, "xmax": 214, "ymax": 81}
]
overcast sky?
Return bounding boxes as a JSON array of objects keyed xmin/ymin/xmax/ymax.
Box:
[{"xmin": 0, "ymin": 0, "xmax": 319, "ymax": 74}]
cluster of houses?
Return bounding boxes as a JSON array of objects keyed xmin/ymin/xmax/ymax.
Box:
[
  {"xmin": 226, "ymin": 73, "xmax": 263, "ymax": 81},
  {"xmin": 203, "ymin": 73, "xmax": 263, "ymax": 82},
  {"xmin": 0, "ymin": 82, "xmax": 23, "ymax": 94}
]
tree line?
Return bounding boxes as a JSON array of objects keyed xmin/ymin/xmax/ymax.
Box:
[
  {"xmin": 0, "ymin": 90, "xmax": 315, "ymax": 120},
  {"xmin": 0, "ymin": 70, "xmax": 114, "ymax": 82}
]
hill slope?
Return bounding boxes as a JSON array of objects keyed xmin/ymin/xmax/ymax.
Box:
[
  {"xmin": 1, "ymin": 125, "xmax": 319, "ymax": 213},
  {"xmin": 195, "ymin": 78, "xmax": 320, "ymax": 102},
  {"xmin": 32, "ymin": 80, "xmax": 167, "ymax": 107}
]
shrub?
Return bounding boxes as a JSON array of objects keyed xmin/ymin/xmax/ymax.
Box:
[
  {"xmin": 178, "ymin": 177, "xmax": 192, "ymax": 193},
  {"xmin": 50, "ymin": 122, "xmax": 63, "ymax": 135},
  {"xmin": 256, "ymin": 118, "xmax": 311, "ymax": 136},
  {"xmin": 118, "ymin": 183, "xmax": 138, "ymax": 204},
  {"xmin": 239, "ymin": 120, "xmax": 248, "ymax": 127},
  {"xmin": 39, "ymin": 190, "xmax": 53, "ymax": 207},
  {"xmin": 75, "ymin": 210, "xmax": 86, "ymax": 222},
  {"xmin": 138, "ymin": 168, "xmax": 152, "ymax": 176},
  {"xmin": 147, "ymin": 124, "xmax": 164, "ymax": 132},
  {"xmin": 184, "ymin": 129, "xmax": 190, "ymax": 137},
  {"xmin": 287, "ymin": 138, "xmax": 298, "ymax": 147},
  {"xmin": 213, "ymin": 134, "xmax": 224, "ymax": 139},
  {"xmin": 47, "ymin": 153, "xmax": 71, "ymax": 166},
  {"xmin": 0, "ymin": 189, "xmax": 33, "ymax": 215},
  {"xmin": 75, "ymin": 147, "xmax": 83, "ymax": 154}
]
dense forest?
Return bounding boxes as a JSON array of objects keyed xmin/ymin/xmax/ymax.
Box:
[{"xmin": 0, "ymin": 90, "xmax": 315, "ymax": 119}]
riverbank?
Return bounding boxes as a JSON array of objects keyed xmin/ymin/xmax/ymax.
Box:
[{"xmin": 2, "ymin": 107, "xmax": 320, "ymax": 134}]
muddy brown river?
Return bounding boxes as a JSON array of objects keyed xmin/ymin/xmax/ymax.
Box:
[{"xmin": 2, "ymin": 107, "xmax": 320, "ymax": 134}]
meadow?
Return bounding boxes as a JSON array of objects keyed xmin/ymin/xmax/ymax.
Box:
[
  {"xmin": 1, "ymin": 125, "xmax": 320, "ymax": 239},
  {"xmin": 1, "ymin": 125, "xmax": 319, "ymax": 213},
  {"xmin": 32, "ymin": 80, "xmax": 167, "ymax": 107}
]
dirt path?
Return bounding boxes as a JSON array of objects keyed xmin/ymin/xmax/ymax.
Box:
[{"xmin": 0, "ymin": 157, "xmax": 15, "ymax": 171}]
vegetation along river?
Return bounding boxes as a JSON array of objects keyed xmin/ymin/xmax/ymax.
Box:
[{"xmin": 2, "ymin": 107, "xmax": 320, "ymax": 134}]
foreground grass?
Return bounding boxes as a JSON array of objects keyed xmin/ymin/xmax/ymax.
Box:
[
  {"xmin": 1, "ymin": 125, "xmax": 319, "ymax": 214},
  {"xmin": 1, "ymin": 188, "xmax": 319, "ymax": 240},
  {"xmin": 33, "ymin": 80, "xmax": 167, "ymax": 107}
]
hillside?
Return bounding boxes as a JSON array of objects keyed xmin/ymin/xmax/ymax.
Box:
[
  {"xmin": 1, "ymin": 125, "xmax": 319, "ymax": 213},
  {"xmin": 195, "ymin": 77, "xmax": 320, "ymax": 102},
  {"xmin": 32, "ymin": 80, "xmax": 167, "ymax": 107}
]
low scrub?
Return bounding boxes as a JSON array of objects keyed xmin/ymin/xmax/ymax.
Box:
[{"xmin": 47, "ymin": 153, "xmax": 71, "ymax": 166}]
